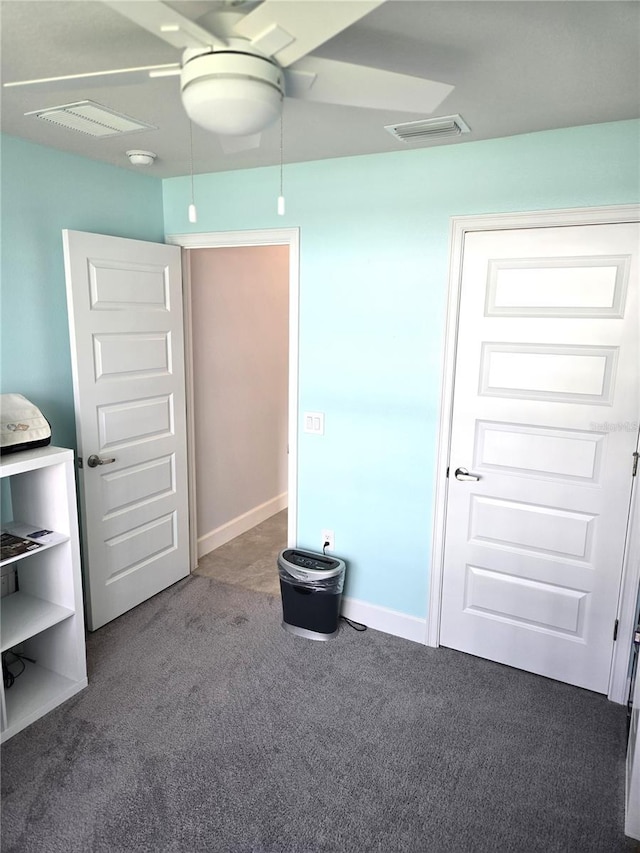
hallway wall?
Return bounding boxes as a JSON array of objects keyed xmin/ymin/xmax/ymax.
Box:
[{"xmin": 190, "ymin": 245, "xmax": 289, "ymax": 555}]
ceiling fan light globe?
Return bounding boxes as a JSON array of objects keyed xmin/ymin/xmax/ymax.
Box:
[
  {"xmin": 181, "ymin": 51, "xmax": 284, "ymax": 137},
  {"xmin": 183, "ymin": 77, "xmax": 281, "ymax": 136}
]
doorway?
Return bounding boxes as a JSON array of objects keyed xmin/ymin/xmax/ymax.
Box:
[{"xmin": 167, "ymin": 228, "xmax": 299, "ymax": 578}]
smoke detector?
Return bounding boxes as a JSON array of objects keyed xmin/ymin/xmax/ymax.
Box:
[
  {"xmin": 126, "ymin": 150, "xmax": 157, "ymax": 166},
  {"xmin": 385, "ymin": 114, "xmax": 471, "ymax": 144}
]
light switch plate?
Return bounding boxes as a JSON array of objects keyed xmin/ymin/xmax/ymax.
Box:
[{"xmin": 303, "ymin": 411, "xmax": 324, "ymax": 435}]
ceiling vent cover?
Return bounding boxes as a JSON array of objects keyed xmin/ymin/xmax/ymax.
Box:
[
  {"xmin": 385, "ymin": 114, "xmax": 470, "ymax": 144},
  {"xmin": 25, "ymin": 100, "xmax": 156, "ymax": 137}
]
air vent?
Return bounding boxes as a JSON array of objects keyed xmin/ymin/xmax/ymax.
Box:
[
  {"xmin": 385, "ymin": 114, "xmax": 471, "ymax": 144},
  {"xmin": 25, "ymin": 100, "xmax": 156, "ymax": 137}
]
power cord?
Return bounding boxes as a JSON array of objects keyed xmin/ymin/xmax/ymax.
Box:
[
  {"xmin": 340, "ymin": 616, "xmax": 367, "ymax": 632},
  {"xmin": 2, "ymin": 657, "xmax": 12, "ymax": 689},
  {"xmin": 2, "ymin": 650, "xmax": 35, "ymax": 689},
  {"xmin": 320, "ymin": 541, "xmax": 366, "ymax": 632}
]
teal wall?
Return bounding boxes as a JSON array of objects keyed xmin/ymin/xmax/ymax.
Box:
[
  {"xmin": 163, "ymin": 120, "xmax": 640, "ymax": 619},
  {"xmin": 1, "ymin": 123, "xmax": 638, "ymax": 621},
  {"xmin": 0, "ymin": 135, "xmax": 164, "ymax": 449}
]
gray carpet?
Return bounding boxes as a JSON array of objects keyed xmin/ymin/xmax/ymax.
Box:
[{"xmin": 1, "ymin": 575, "xmax": 637, "ymax": 853}]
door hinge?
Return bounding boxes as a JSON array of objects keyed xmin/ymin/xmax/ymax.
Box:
[
  {"xmin": 633, "ymin": 451, "xmax": 639, "ymax": 477},
  {"xmin": 613, "ymin": 619, "xmax": 619, "ymax": 641}
]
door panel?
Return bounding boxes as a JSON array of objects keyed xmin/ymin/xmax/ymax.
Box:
[
  {"xmin": 93, "ymin": 332, "xmax": 171, "ymax": 379},
  {"xmin": 486, "ymin": 255, "xmax": 629, "ymax": 317},
  {"xmin": 474, "ymin": 421, "xmax": 604, "ymax": 481},
  {"xmin": 63, "ymin": 230, "xmax": 189, "ymax": 631},
  {"xmin": 440, "ymin": 223, "xmax": 639, "ymax": 693},
  {"xmin": 479, "ymin": 343, "xmax": 618, "ymax": 403},
  {"xmin": 463, "ymin": 564, "xmax": 586, "ymax": 636}
]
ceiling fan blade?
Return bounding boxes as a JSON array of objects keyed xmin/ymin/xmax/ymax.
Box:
[
  {"xmin": 219, "ymin": 133, "xmax": 262, "ymax": 153},
  {"xmin": 2, "ymin": 64, "xmax": 181, "ymax": 92},
  {"xmin": 285, "ymin": 57, "xmax": 454, "ymax": 114},
  {"xmin": 104, "ymin": 1, "xmax": 226, "ymax": 50},
  {"xmin": 233, "ymin": 0, "xmax": 383, "ymax": 67}
]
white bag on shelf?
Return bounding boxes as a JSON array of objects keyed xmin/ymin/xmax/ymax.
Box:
[{"xmin": 0, "ymin": 394, "xmax": 51, "ymax": 455}]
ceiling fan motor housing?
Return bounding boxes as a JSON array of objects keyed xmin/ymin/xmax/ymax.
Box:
[{"xmin": 181, "ymin": 45, "xmax": 284, "ymax": 136}]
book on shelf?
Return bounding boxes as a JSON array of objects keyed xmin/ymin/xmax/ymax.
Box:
[{"xmin": 1, "ymin": 531, "xmax": 43, "ymax": 561}]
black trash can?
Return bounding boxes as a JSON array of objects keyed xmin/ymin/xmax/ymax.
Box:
[{"xmin": 277, "ymin": 548, "xmax": 346, "ymax": 641}]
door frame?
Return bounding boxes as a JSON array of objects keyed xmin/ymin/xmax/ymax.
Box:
[
  {"xmin": 428, "ymin": 204, "xmax": 640, "ymax": 703},
  {"xmin": 166, "ymin": 228, "xmax": 300, "ymax": 567}
]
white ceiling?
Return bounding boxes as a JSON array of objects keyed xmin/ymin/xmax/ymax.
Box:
[{"xmin": 1, "ymin": 0, "xmax": 638, "ymax": 179}]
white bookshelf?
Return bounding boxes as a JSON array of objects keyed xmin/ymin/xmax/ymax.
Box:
[{"xmin": 0, "ymin": 446, "xmax": 87, "ymax": 741}]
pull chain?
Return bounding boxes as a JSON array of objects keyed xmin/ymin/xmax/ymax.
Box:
[
  {"xmin": 277, "ymin": 107, "xmax": 285, "ymax": 216},
  {"xmin": 188, "ymin": 121, "xmax": 197, "ymax": 223}
]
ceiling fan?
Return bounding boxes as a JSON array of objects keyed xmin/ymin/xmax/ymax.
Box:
[{"xmin": 4, "ymin": 0, "xmax": 454, "ymax": 149}]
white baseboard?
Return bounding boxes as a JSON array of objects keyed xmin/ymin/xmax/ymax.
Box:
[
  {"xmin": 340, "ymin": 596, "xmax": 427, "ymax": 644},
  {"xmin": 198, "ymin": 492, "xmax": 287, "ymax": 559}
]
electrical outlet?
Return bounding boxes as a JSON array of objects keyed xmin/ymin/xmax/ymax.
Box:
[{"xmin": 321, "ymin": 529, "xmax": 335, "ymax": 552}]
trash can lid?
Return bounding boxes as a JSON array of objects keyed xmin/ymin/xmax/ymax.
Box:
[{"xmin": 278, "ymin": 548, "xmax": 345, "ymax": 581}]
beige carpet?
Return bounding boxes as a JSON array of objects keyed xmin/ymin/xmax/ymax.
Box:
[{"xmin": 195, "ymin": 509, "xmax": 287, "ymax": 596}]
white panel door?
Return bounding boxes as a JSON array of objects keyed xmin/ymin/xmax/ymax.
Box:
[
  {"xmin": 440, "ymin": 223, "xmax": 639, "ymax": 693},
  {"xmin": 63, "ymin": 230, "xmax": 190, "ymax": 631}
]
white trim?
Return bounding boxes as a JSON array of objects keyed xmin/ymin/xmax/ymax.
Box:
[
  {"xmin": 198, "ymin": 492, "xmax": 288, "ymax": 558},
  {"xmin": 286, "ymin": 232, "xmax": 300, "ymax": 549},
  {"xmin": 166, "ymin": 227, "xmax": 300, "ymax": 551},
  {"xmin": 427, "ymin": 216, "xmax": 464, "ymax": 648},
  {"xmin": 441, "ymin": 204, "xmax": 640, "ymax": 237},
  {"xmin": 609, "ymin": 430, "xmax": 640, "ymax": 704},
  {"xmin": 167, "ymin": 228, "xmax": 297, "ymax": 249},
  {"xmin": 429, "ymin": 205, "xmax": 640, "ymax": 702},
  {"xmin": 341, "ymin": 596, "xmax": 427, "ymax": 644},
  {"xmin": 180, "ymin": 248, "xmax": 199, "ymax": 571}
]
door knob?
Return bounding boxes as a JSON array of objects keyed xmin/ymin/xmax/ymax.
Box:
[
  {"xmin": 87, "ymin": 454, "xmax": 116, "ymax": 468},
  {"xmin": 454, "ymin": 467, "xmax": 480, "ymax": 482}
]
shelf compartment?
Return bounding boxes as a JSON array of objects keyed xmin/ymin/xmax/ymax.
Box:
[
  {"xmin": 1, "ymin": 658, "xmax": 87, "ymax": 742},
  {"xmin": 1, "ymin": 521, "xmax": 69, "ymax": 568},
  {"xmin": 0, "ymin": 447, "xmax": 87, "ymax": 742},
  {"xmin": 1, "ymin": 591, "xmax": 74, "ymax": 652}
]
